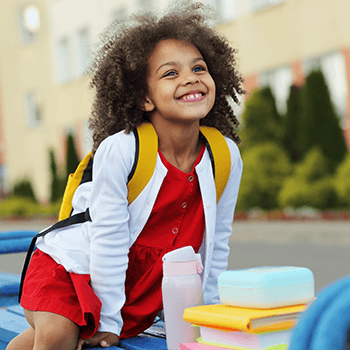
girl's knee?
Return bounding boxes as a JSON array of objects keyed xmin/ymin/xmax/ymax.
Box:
[
  {"xmin": 6, "ymin": 327, "xmax": 35, "ymax": 350},
  {"xmin": 31, "ymin": 312, "xmax": 80, "ymax": 350}
]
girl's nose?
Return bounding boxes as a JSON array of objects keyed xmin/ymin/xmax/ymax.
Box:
[{"xmin": 184, "ymin": 72, "xmax": 199, "ymax": 85}]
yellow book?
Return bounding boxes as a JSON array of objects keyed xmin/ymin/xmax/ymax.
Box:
[{"xmin": 183, "ymin": 304, "xmax": 307, "ymax": 333}]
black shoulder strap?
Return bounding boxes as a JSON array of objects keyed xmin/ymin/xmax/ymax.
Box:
[
  {"xmin": 18, "ymin": 209, "xmax": 91, "ymax": 302},
  {"xmin": 18, "ymin": 128, "xmax": 142, "ymax": 303}
]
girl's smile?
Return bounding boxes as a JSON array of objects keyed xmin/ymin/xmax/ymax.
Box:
[
  {"xmin": 142, "ymin": 38, "xmax": 216, "ymax": 126},
  {"xmin": 177, "ymin": 91, "xmax": 205, "ymax": 102}
]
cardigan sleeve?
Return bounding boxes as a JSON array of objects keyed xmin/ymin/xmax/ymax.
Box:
[
  {"xmin": 88, "ymin": 131, "xmax": 135, "ymax": 336},
  {"xmin": 204, "ymin": 139, "xmax": 243, "ymax": 305}
]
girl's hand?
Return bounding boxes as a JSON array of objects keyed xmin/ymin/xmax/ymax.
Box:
[{"xmin": 76, "ymin": 331, "xmax": 119, "ymax": 349}]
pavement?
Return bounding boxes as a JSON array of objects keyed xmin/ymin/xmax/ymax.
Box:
[
  {"xmin": 0, "ymin": 218, "xmax": 349, "ymax": 291},
  {"xmin": 230, "ymin": 219, "xmax": 350, "ymax": 246}
]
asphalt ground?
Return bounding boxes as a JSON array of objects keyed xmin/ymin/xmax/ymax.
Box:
[{"xmin": 0, "ymin": 218, "xmax": 349, "ymax": 292}]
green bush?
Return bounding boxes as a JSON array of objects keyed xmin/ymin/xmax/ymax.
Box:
[
  {"xmin": 278, "ymin": 177, "xmax": 337, "ymax": 210},
  {"xmin": 278, "ymin": 148, "xmax": 338, "ymax": 209},
  {"xmin": 0, "ymin": 196, "xmax": 61, "ymax": 218},
  {"xmin": 334, "ymin": 153, "xmax": 350, "ymax": 207},
  {"xmin": 0, "ymin": 197, "xmax": 41, "ymax": 217},
  {"xmin": 293, "ymin": 147, "xmax": 331, "ymax": 182},
  {"xmin": 11, "ymin": 178, "xmax": 37, "ymax": 202},
  {"xmin": 236, "ymin": 142, "xmax": 292, "ymax": 210}
]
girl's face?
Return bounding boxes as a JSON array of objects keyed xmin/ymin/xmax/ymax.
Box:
[{"xmin": 143, "ymin": 39, "xmax": 216, "ymax": 126}]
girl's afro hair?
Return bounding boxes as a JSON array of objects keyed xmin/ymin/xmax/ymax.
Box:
[{"xmin": 89, "ymin": 2, "xmax": 245, "ymax": 153}]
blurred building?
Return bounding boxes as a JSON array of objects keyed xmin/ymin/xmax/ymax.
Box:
[
  {"xmin": 0, "ymin": 0, "xmax": 54, "ymax": 200},
  {"xmin": 216, "ymin": 0, "xmax": 350, "ymax": 146},
  {"xmin": 0, "ymin": 0, "xmax": 349, "ymax": 201}
]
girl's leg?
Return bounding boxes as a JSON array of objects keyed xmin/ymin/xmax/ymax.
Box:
[
  {"xmin": 6, "ymin": 327, "xmax": 35, "ymax": 350},
  {"xmin": 21, "ymin": 309, "xmax": 80, "ymax": 350}
]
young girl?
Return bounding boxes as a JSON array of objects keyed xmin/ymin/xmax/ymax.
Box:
[{"xmin": 7, "ymin": 3, "xmax": 244, "ymax": 349}]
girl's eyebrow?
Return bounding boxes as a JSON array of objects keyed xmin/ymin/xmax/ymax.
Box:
[{"xmin": 156, "ymin": 57, "xmax": 205, "ymax": 73}]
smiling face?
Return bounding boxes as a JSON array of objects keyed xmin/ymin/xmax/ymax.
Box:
[{"xmin": 143, "ymin": 39, "xmax": 216, "ymax": 127}]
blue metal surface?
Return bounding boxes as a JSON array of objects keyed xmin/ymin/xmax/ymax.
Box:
[
  {"xmin": 0, "ymin": 305, "xmax": 167, "ymax": 349},
  {"xmin": 0, "ymin": 273, "xmax": 20, "ymax": 295},
  {"xmin": 0, "ymin": 231, "xmax": 38, "ymax": 240}
]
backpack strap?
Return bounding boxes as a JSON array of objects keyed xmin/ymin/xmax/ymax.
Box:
[
  {"xmin": 59, "ymin": 151, "xmax": 93, "ymax": 220},
  {"xmin": 199, "ymin": 126, "xmax": 231, "ymax": 203},
  {"xmin": 127, "ymin": 122, "xmax": 158, "ymax": 204}
]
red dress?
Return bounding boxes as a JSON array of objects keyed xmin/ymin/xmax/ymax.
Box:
[
  {"xmin": 21, "ymin": 143, "xmax": 206, "ymax": 339},
  {"xmin": 120, "ymin": 143, "xmax": 206, "ymax": 338}
]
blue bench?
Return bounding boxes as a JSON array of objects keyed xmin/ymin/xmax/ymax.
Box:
[{"xmin": 0, "ymin": 231, "xmax": 168, "ymax": 350}]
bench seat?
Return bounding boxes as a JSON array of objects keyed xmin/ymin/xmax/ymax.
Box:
[{"xmin": 0, "ymin": 304, "xmax": 167, "ymax": 350}]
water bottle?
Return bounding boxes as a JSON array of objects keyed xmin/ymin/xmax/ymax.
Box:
[{"xmin": 162, "ymin": 246, "xmax": 204, "ymax": 350}]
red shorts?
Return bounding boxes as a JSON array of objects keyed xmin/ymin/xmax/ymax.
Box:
[{"xmin": 20, "ymin": 249, "xmax": 101, "ymax": 339}]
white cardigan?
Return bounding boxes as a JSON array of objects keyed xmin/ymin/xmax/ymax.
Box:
[{"xmin": 37, "ymin": 129, "xmax": 243, "ymax": 336}]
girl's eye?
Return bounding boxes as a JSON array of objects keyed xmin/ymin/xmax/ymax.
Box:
[
  {"xmin": 193, "ymin": 66, "xmax": 206, "ymax": 72},
  {"xmin": 163, "ymin": 70, "xmax": 177, "ymax": 77}
]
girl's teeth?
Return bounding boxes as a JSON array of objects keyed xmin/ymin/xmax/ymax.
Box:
[{"xmin": 183, "ymin": 93, "xmax": 201, "ymax": 100}]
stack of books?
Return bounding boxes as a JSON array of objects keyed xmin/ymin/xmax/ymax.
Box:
[
  {"xmin": 181, "ymin": 303, "xmax": 308, "ymax": 349},
  {"xmin": 181, "ymin": 266, "xmax": 315, "ymax": 350}
]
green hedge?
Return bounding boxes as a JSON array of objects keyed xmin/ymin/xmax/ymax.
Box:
[
  {"xmin": 278, "ymin": 148, "xmax": 338, "ymax": 210},
  {"xmin": 0, "ymin": 197, "xmax": 61, "ymax": 219},
  {"xmin": 334, "ymin": 152, "xmax": 350, "ymax": 207},
  {"xmin": 236, "ymin": 142, "xmax": 292, "ymax": 210}
]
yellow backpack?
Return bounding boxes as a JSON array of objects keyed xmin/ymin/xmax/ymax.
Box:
[
  {"xmin": 59, "ymin": 122, "xmax": 231, "ymax": 220},
  {"xmin": 19, "ymin": 122, "xmax": 231, "ymax": 301}
]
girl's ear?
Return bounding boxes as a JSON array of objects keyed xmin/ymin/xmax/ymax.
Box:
[{"xmin": 141, "ymin": 97, "xmax": 155, "ymax": 112}]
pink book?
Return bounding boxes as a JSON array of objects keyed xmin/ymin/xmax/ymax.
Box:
[{"xmin": 179, "ymin": 343, "xmax": 224, "ymax": 350}]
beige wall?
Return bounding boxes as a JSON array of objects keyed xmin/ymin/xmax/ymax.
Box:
[
  {"xmin": 217, "ymin": 0, "xmax": 350, "ymax": 147},
  {"xmin": 218, "ymin": 0, "xmax": 350, "ymax": 76},
  {"xmin": 0, "ymin": 0, "xmax": 54, "ymax": 200},
  {"xmin": 0, "ymin": 1, "xmax": 93, "ymax": 201}
]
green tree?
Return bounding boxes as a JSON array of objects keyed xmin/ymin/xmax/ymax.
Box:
[
  {"xmin": 298, "ymin": 70, "xmax": 347, "ymax": 171},
  {"xmin": 240, "ymin": 87, "xmax": 283, "ymax": 152},
  {"xmin": 283, "ymin": 85, "xmax": 303, "ymax": 162},
  {"xmin": 11, "ymin": 178, "xmax": 37, "ymax": 203},
  {"xmin": 66, "ymin": 132, "xmax": 80, "ymax": 179},
  {"xmin": 49, "ymin": 149, "xmax": 65, "ymax": 203}
]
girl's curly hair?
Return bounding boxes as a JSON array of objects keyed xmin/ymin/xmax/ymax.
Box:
[{"xmin": 89, "ymin": 2, "xmax": 245, "ymax": 153}]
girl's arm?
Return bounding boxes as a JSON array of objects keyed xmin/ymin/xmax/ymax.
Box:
[
  {"xmin": 88, "ymin": 131, "xmax": 135, "ymax": 336},
  {"xmin": 205, "ymin": 140, "xmax": 243, "ymax": 305}
]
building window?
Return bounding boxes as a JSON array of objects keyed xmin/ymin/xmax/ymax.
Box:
[
  {"xmin": 303, "ymin": 52, "xmax": 348, "ymax": 127},
  {"xmin": 259, "ymin": 66, "xmax": 293, "ymax": 114},
  {"xmin": 25, "ymin": 92, "xmax": 43, "ymax": 127},
  {"xmin": 77, "ymin": 27, "xmax": 91, "ymax": 76},
  {"xmin": 252, "ymin": 0, "xmax": 285, "ymax": 12},
  {"xmin": 0, "ymin": 164, "xmax": 8, "ymax": 196},
  {"xmin": 57, "ymin": 37, "xmax": 72, "ymax": 83},
  {"xmin": 19, "ymin": 4, "xmax": 41, "ymax": 44}
]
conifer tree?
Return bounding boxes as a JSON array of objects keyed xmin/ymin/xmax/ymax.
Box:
[
  {"xmin": 240, "ymin": 86, "xmax": 283, "ymax": 150},
  {"xmin": 66, "ymin": 132, "xmax": 80, "ymax": 179},
  {"xmin": 49, "ymin": 149, "xmax": 64, "ymax": 203},
  {"xmin": 299, "ymin": 70, "xmax": 347, "ymax": 171},
  {"xmin": 283, "ymin": 85, "xmax": 303, "ymax": 162}
]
